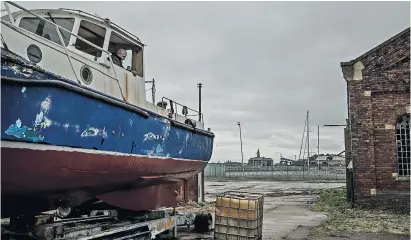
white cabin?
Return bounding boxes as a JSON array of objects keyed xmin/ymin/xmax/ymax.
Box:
[{"xmin": 1, "ymin": 3, "xmax": 205, "ymax": 130}]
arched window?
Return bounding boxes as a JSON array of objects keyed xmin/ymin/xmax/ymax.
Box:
[{"xmin": 396, "ymin": 114, "xmax": 410, "ymax": 176}]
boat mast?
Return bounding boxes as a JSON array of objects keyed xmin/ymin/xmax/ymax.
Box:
[
  {"xmin": 145, "ymin": 78, "xmax": 156, "ymax": 104},
  {"xmin": 197, "ymin": 83, "xmax": 202, "ymax": 122},
  {"xmin": 298, "ymin": 115, "xmax": 307, "ymax": 161}
]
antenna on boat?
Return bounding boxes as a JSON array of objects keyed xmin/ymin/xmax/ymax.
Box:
[
  {"xmin": 151, "ymin": 78, "xmax": 156, "ymax": 104},
  {"xmin": 197, "ymin": 83, "xmax": 203, "ymax": 122},
  {"xmin": 145, "ymin": 78, "xmax": 156, "ymax": 104}
]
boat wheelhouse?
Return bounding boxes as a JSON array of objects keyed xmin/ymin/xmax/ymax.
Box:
[{"xmin": 1, "ymin": 1, "xmax": 214, "ymax": 218}]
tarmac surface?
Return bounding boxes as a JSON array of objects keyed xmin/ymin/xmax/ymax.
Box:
[
  {"xmin": 180, "ymin": 180, "xmax": 344, "ymax": 240},
  {"xmin": 208, "ymin": 180, "xmax": 343, "ymax": 240}
]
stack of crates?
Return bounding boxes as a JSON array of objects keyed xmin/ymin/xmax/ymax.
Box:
[{"xmin": 214, "ymin": 191, "xmax": 264, "ymax": 240}]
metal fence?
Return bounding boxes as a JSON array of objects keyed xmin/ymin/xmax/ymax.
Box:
[
  {"xmin": 204, "ymin": 163, "xmax": 227, "ymax": 179},
  {"xmin": 204, "ymin": 163, "xmax": 346, "ymax": 182}
]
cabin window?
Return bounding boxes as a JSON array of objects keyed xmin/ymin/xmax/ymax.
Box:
[
  {"xmin": 108, "ymin": 31, "xmax": 144, "ymax": 77},
  {"xmin": 19, "ymin": 17, "xmax": 74, "ymax": 46},
  {"xmin": 122, "ymin": 49, "xmax": 133, "ymax": 70},
  {"xmin": 74, "ymin": 20, "xmax": 106, "ymax": 58}
]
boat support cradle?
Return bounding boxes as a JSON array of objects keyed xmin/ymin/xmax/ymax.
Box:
[{"xmin": 1, "ymin": 208, "xmax": 212, "ymax": 240}]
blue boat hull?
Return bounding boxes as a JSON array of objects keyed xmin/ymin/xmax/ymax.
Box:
[
  {"xmin": 1, "ymin": 48, "xmax": 214, "ymax": 216},
  {"xmin": 1, "ymin": 80, "xmax": 213, "ymax": 160}
]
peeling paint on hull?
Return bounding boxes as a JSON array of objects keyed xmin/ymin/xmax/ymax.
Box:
[
  {"xmin": 1, "ymin": 48, "xmax": 213, "ymax": 161},
  {"xmin": 1, "ymin": 79, "xmax": 213, "ymax": 161},
  {"xmin": 1, "ymin": 48, "xmax": 214, "ymax": 216}
]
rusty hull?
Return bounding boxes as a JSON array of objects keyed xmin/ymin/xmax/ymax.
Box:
[{"xmin": 1, "ymin": 146, "xmax": 206, "ymax": 217}]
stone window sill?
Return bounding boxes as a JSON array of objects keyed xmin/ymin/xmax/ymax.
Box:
[{"xmin": 396, "ymin": 176, "xmax": 410, "ymax": 181}]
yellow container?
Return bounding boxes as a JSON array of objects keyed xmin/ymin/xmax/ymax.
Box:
[{"xmin": 214, "ymin": 191, "xmax": 264, "ymax": 240}]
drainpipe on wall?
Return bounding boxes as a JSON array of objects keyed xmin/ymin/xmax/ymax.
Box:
[{"xmin": 347, "ymin": 81, "xmax": 355, "ymax": 208}]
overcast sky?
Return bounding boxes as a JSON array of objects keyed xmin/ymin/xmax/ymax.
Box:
[{"xmin": 13, "ymin": 1, "xmax": 410, "ymax": 162}]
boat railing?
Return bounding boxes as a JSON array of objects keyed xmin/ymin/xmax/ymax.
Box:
[
  {"xmin": 161, "ymin": 97, "xmax": 203, "ymax": 123},
  {"xmin": 1, "ymin": 1, "xmax": 127, "ymax": 102}
]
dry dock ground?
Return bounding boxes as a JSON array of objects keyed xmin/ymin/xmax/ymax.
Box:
[{"xmin": 177, "ymin": 180, "xmax": 410, "ymax": 240}]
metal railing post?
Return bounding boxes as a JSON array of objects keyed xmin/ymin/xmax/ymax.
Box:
[
  {"xmin": 107, "ymin": 54, "xmax": 126, "ymax": 101},
  {"xmin": 160, "ymin": 96, "xmax": 204, "ymax": 123},
  {"xmin": 55, "ymin": 25, "xmax": 81, "ymax": 85},
  {"xmin": 3, "ymin": 2, "xmax": 14, "ymax": 24}
]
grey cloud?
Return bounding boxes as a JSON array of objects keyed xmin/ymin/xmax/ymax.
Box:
[{"xmin": 12, "ymin": 1, "xmax": 410, "ymax": 162}]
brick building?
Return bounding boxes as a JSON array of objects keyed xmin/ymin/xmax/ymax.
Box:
[
  {"xmin": 248, "ymin": 149, "xmax": 274, "ymax": 167},
  {"xmin": 341, "ymin": 28, "xmax": 410, "ymax": 210}
]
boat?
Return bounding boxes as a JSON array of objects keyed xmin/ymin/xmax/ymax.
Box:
[{"xmin": 1, "ymin": 2, "xmax": 214, "ymax": 218}]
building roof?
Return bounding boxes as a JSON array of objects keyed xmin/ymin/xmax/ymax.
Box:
[
  {"xmin": 316, "ymin": 155, "xmax": 345, "ymax": 161},
  {"xmin": 249, "ymin": 157, "xmax": 273, "ymax": 161},
  {"xmin": 340, "ymin": 28, "xmax": 410, "ymax": 67},
  {"xmin": 316, "ymin": 156, "xmax": 329, "ymax": 161},
  {"xmin": 332, "ymin": 156, "xmax": 345, "ymax": 161},
  {"xmin": 248, "ymin": 149, "xmax": 273, "ymax": 161}
]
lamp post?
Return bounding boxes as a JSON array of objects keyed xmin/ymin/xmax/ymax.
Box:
[
  {"xmin": 318, "ymin": 125, "xmax": 324, "ymax": 170},
  {"xmin": 238, "ymin": 122, "xmax": 244, "ymax": 179}
]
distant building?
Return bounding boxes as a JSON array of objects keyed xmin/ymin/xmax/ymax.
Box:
[
  {"xmin": 279, "ymin": 157, "xmax": 295, "ymax": 166},
  {"xmin": 224, "ymin": 160, "xmax": 243, "ymax": 167},
  {"xmin": 329, "ymin": 156, "xmax": 345, "ymax": 167},
  {"xmin": 291, "ymin": 159, "xmax": 307, "ymax": 166},
  {"xmin": 316, "ymin": 155, "xmax": 331, "ymax": 165},
  {"xmin": 316, "ymin": 155, "xmax": 345, "ymax": 167},
  {"xmin": 341, "ymin": 28, "xmax": 410, "ymax": 211},
  {"xmin": 247, "ymin": 149, "xmax": 273, "ymax": 167}
]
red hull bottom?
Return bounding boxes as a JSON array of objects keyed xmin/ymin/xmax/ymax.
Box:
[{"xmin": 1, "ymin": 142, "xmax": 206, "ymax": 217}]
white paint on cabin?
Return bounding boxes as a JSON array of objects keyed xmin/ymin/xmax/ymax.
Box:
[{"xmin": 1, "ymin": 7, "xmax": 205, "ymax": 130}]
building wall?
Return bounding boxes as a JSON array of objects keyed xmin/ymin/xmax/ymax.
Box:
[
  {"xmin": 249, "ymin": 159, "xmax": 273, "ymax": 166},
  {"xmin": 342, "ymin": 28, "xmax": 410, "ymax": 211}
]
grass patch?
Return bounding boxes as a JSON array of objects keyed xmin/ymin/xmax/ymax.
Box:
[
  {"xmin": 311, "ymin": 187, "xmax": 410, "ymax": 235},
  {"xmin": 175, "ymin": 201, "xmax": 215, "ymax": 213},
  {"xmin": 311, "ymin": 187, "xmax": 349, "ymax": 212}
]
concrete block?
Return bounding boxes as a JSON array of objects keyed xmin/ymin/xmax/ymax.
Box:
[
  {"xmin": 353, "ymin": 61, "xmax": 365, "ymax": 81},
  {"xmin": 385, "ymin": 124, "xmax": 395, "ymax": 130}
]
